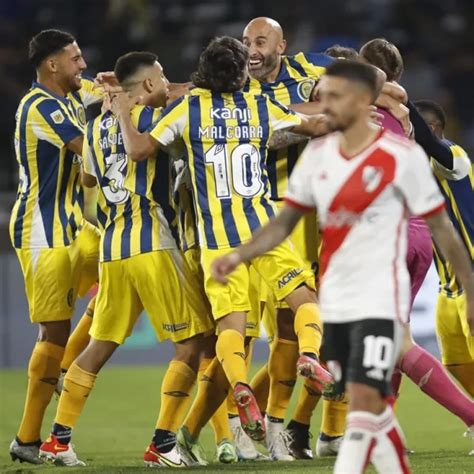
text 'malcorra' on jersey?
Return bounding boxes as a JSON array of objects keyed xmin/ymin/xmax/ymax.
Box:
[
  {"xmin": 10, "ymin": 78, "xmax": 101, "ymax": 249},
  {"xmin": 148, "ymin": 87, "xmax": 301, "ymax": 249},
  {"xmin": 244, "ymin": 52, "xmax": 332, "ymax": 200},
  {"xmin": 83, "ymin": 105, "xmax": 177, "ymax": 262}
]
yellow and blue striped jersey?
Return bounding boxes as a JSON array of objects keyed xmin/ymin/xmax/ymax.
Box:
[
  {"xmin": 83, "ymin": 105, "xmax": 177, "ymax": 262},
  {"xmin": 243, "ymin": 52, "xmax": 332, "ymax": 200},
  {"xmin": 149, "ymin": 87, "xmax": 302, "ymax": 249},
  {"xmin": 432, "ymin": 140, "xmax": 473, "ymax": 297}
]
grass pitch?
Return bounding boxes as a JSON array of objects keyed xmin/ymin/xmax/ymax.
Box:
[{"xmin": 1, "ymin": 365, "xmax": 472, "ymax": 473}]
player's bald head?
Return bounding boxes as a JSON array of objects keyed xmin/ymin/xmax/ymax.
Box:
[
  {"xmin": 243, "ymin": 17, "xmax": 284, "ymax": 42},
  {"xmin": 242, "ymin": 17, "xmax": 286, "ymax": 83}
]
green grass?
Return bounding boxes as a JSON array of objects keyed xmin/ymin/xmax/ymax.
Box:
[{"xmin": 0, "ymin": 365, "xmax": 472, "ymax": 473}]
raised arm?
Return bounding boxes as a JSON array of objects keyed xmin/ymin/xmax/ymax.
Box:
[
  {"xmin": 211, "ymin": 205, "xmax": 305, "ymax": 282},
  {"xmin": 111, "ymin": 92, "xmax": 160, "ymax": 162},
  {"xmin": 426, "ymin": 210, "xmax": 474, "ymax": 334}
]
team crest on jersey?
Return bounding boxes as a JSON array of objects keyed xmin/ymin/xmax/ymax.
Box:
[
  {"xmin": 76, "ymin": 105, "xmax": 86, "ymax": 126},
  {"xmin": 362, "ymin": 166, "xmax": 383, "ymax": 193},
  {"xmin": 297, "ymin": 79, "xmax": 316, "ymax": 101},
  {"xmin": 50, "ymin": 109, "xmax": 65, "ymax": 124}
]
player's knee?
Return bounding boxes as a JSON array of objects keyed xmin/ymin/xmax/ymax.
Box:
[
  {"xmin": 38, "ymin": 320, "xmax": 71, "ymax": 347},
  {"xmin": 285, "ymin": 285, "xmax": 317, "ymax": 313},
  {"xmin": 347, "ymin": 382, "xmax": 386, "ymax": 414},
  {"xmin": 75, "ymin": 338, "xmax": 118, "ymax": 374},
  {"xmin": 174, "ymin": 338, "xmax": 202, "ymax": 372}
]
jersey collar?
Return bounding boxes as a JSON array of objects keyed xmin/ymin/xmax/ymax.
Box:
[{"xmin": 32, "ymin": 81, "xmax": 70, "ymax": 104}]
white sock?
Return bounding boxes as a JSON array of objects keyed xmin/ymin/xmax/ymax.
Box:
[
  {"xmin": 371, "ymin": 407, "xmax": 410, "ymax": 474},
  {"xmin": 334, "ymin": 411, "xmax": 378, "ymax": 474}
]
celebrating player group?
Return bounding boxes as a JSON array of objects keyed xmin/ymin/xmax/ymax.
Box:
[{"xmin": 8, "ymin": 15, "xmax": 474, "ymax": 474}]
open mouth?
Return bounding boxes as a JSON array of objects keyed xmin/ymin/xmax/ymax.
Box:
[
  {"xmin": 75, "ymin": 73, "xmax": 82, "ymax": 81},
  {"xmin": 249, "ymin": 58, "xmax": 263, "ymax": 68}
]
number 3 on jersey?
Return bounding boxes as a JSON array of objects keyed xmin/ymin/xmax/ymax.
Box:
[
  {"xmin": 205, "ymin": 143, "xmax": 263, "ymax": 199},
  {"xmin": 103, "ymin": 153, "xmax": 130, "ymax": 204}
]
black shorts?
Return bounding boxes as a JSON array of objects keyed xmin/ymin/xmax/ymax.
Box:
[{"xmin": 321, "ymin": 319, "xmax": 401, "ymax": 396}]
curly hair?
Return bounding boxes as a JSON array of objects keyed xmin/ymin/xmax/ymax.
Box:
[{"xmin": 191, "ymin": 36, "xmax": 249, "ymax": 93}]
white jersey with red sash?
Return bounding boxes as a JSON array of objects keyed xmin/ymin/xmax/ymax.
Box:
[{"xmin": 285, "ymin": 129, "xmax": 445, "ymax": 323}]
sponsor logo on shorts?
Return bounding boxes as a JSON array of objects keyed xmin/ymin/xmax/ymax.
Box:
[
  {"xmin": 67, "ymin": 288, "xmax": 74, "ymax": 308},
  {"xmin": 278, "ymin": 268, "xmax": 303, "ymax": 288},
  {"xmin": 162, "ymin": 323, "xmax": 189, "ymax": 333},
  {"xmin": 366, "ymin": 368, "xmax": 384, "ymax": 381},
  {"xmin": 349, "ymin": 432, "xmax": 364, "ymax": 441}
]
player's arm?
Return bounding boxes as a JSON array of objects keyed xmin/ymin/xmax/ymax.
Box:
[
  {"xmin": 111, "ymin": 92, "xmax": 160, "ymax": 161},
  {"xmin": 376, "ymin": 83, "xmax": 411, "ymax": 136},
  {"xmin": 212, "ymin": 205, "xmax": 305, "ymax": 283},
  {"xmin": 292, "ymin": 113, "xmax": 329, "ymax": 138},
  {"xmin": 407, "ymin": 100, "xmax": 455, "ymax": 170},
  {"xmin": 426, "ymin": 211, "xmax": 474, "ymax": 334},
  {"xmin": 81, "ymin": 122, "xmax": 97, "ymax": 188}
]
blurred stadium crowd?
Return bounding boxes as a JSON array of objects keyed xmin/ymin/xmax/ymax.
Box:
[{"xmin": 0, "ymin": 0, "xmax": 473, "ymax": 195}]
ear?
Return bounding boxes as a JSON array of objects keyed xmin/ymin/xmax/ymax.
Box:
[
  {"xmin": 278, "ymin": 39, "xmax": 287, "ymax": 55},
  {"xmin": 143, "ymin": 78, "xmax": 153, "ymax": 93},
  {"xmin": 45, "ymin": 57, "xmax": 57, "ymax": 73}
]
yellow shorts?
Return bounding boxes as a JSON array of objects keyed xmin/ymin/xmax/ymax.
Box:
[
  {"xmin": 15, "ymin": 221, "xmax": 100, "ymax": 323},
  {"xmin": 201, "ymin": 239, "xmax": 314, "ymax": 321},
  {"xmin": 91, "ymin": 249, "xmax": 214, "ymax": 345},
  {"xmin": 435, "ymin": 292, "xmax": 474, "ymax": 365}
]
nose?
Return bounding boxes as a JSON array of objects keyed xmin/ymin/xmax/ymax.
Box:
[
  {"xmin": 248, "ymin": 43, "xmax": 259, "ymax": 58},
  {"xmin": 80, "ymin": 58, "xmax": 87, "ymax": 71}
]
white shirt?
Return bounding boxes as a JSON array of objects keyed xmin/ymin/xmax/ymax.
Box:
[{"xmin": 285, "ymin": 129, "xmax": 445, "ymax": 323}]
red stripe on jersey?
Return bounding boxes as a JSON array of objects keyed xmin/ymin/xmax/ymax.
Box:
[
  {"xmin": 284, "ymin": 197, "xmax": 315, "ymax": 213},
  {"xmin": 320, "ymin": 148, "xmax": 396, "ymax": 276},
  {"xmin": 418, "ymin": 202, "xmax": 445, "ymax": 219}
]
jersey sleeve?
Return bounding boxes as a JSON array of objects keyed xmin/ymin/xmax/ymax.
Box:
[
  {"xmin": 148, "ymin": 97, "xmax": 188, "ymax": 146},
  {"xmin": 78, "ymin": 77, "xmax": 104, "ymax": 107},
  {"xmin": 431, "ymin": 144, "xmax": 471, "ymax": 181},
  {"xmin": 302, "ymin": 52, "xmax": 334, "ymax": 67},
  {"xmin": 397, "ymin": 143, "xmax": 446, "ymax": 218},
  {"xmin": 32, "ymin": 98, "xmax": 83, "ymax": 147},
  {"xmin": 284, "ymin": 142, "xmax": 317, "ymax": 211},
  {"xmin": 267, "ymin": 97, "xmax": 302, "ymax": 132},
  {"xmin": 82, "ymin": 121, "xmax": 97, "ymax": 178}
]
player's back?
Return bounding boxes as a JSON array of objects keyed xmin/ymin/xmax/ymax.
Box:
[
  {"xmin": 83, "ymin": 105, "xmax": 177, "ymax": 262},
  {"xmin": 150, "ymin": 87, "xmax": 301, "ymax": 249},
  {"xmin": 432, "ymin": 140, "xmax": 473, "ymax": 296}
]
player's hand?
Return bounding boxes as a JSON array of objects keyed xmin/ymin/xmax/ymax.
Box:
[
  {"xmin": 110, "ymin": 92, "xmax": 140, "ymax": 118},
  {"xmin": 381, "ymin": 82, "xmax": 408, "ymax": 104},
  {"xmin": 94, "ymin": 71, "xmax": 120, "ymax": 88},
  {"xmin": 368, "ymin": 105, "xmax": 384, "ymax": 127},
  {"xmin": 211, "ymin": 252, "xmax": 242, "ymax": 284}
]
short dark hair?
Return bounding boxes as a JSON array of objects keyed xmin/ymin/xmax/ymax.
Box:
[
  {"xmin": 114, "ymin": 51, "xmax": 158, "ymax": 85},
  {"xmin": 191, "ymin": 36, "xmax": 249, "ymax": 93},
  {"xmin": 359, "ymin": 38, "xmax": 404, "ymax": 82},
  {"xmin": 325, "ymin": 45, "xmax": 359, "ymax": 60},
  {"xmin": 414, "ymin": 100, "xmax": 446, "ymax": 130},
  {"xmin": 325, "ymin": 60, "xmax": 378, "ymax": 99},
  {"xmin": 29, "ymin": 29, "xmax": 76, "ymax": 68}
]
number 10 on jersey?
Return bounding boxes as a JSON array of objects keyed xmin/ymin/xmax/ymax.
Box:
[{"xmin": 205, "ymin": 143, "xmax": 263, "ymax": 199}]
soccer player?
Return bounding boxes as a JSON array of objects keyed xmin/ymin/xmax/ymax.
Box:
[
  {"xmin": 360, "ymin": 38, "xmax": 474, "ymax": 445},
  {"xmin": 39, "ymin": 51, "xmax": 216, "ymax": 467},
  {"xmin": 112, "ymin": 36, "xmax": 333, "ymax": 446},
  {"xmin": 325, "ymin": 45, "xmax": 359, "ymax": 60},
  {"xmin": 211, "ymin": 59, "xmax": 474, "ymax": 474},
  {"xmin": 242, "ymin": 17, "xmax": 347, "ymax": 460},
  {"xmin": 8, "ymin": 29, "xmax": 103, "ymax": 464}
]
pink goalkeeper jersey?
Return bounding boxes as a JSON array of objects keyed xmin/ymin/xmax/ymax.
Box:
[{"xmin": 285, "ymin": 129, "xmax": 445, "ymax": 323}]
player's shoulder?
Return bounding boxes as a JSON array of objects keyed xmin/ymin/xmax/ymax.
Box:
[
  {"xmin": 303, "ymin": 132, "xmax": 338, "ymax": 157},
  {"xmin": 287, "ymin": 51, "xmax": 334, "ymax": 67},
  {"xmin": 443, "ymin": 138, "xmax": 469, "ymax": 159}
]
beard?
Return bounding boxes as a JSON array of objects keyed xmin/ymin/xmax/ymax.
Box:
[{"xmin": 249, "ymin": 54, "xmax": 280, "ymax": 82}]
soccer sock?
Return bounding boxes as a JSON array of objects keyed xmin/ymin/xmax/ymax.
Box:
[
  {"xmin": 335, "ymin": 408, "xmax": 410, "ymax": 474},
  {"xmin": 399, "ymin": 345, "xmax": 474, "ymax": 426},
  {"xmin": 17, "ymin": 341, "xmax": 65, "ymax": 443},
  {"xmin": 60, "ymin": 297, "xmax": 95, "ymax": 372},
  {"xmin": 266, "ymin": 338, "xmax": 299, "ymax": 419},
  {"xmin": 227, "ymin": 343, "xmax": 253, "ymax": 417},
  {"xmin": 215, "ymin": 329, "xmax": 247, "ymax": 388},
  {"xmin": 250, "ymin": 363, "xmax": 270, "ymax": 413},
  {"xmin": 55, "ymin": 362, "xmax": 96, "ymax": 429},
  {"xmin": 184, "ymin": 357, "xmax": 230, "ymax": 439},
  {"xmin": 291, "ymin": 383, "xmax": 322, "ymax": 426},
  {"xmin": 199, "ymin": 358, "xmax": 232, "ymax": 444},
  {"xmin": 320, "ymin": 396, "xmax": 348, "ymax": 437},
  {"xmin": 294, "ymin": 303, "xmax": 323, "ymax": 355},
  {"xmin": 371, "ymin": 407, "xmax": 411, "ymax": 474},
  {"xmin": 155, "ymin": 360, "xmax": 197, "ymax": 433},
  {"xmin": 446, "ymin": 362, "xmax": 474, "ymax": 397}
]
